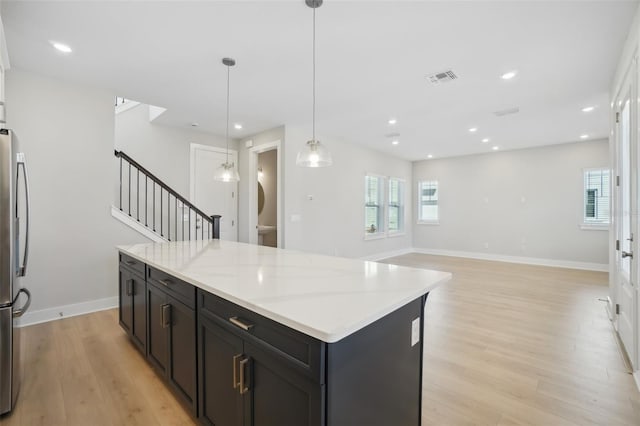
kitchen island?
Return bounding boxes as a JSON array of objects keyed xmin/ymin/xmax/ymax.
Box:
[{"xmin": 117, "ymin": 240, "xmax": 451, "ymax": 426}]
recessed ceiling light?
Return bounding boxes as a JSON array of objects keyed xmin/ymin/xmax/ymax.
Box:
[
  {"xmin": 191, "ymin": 122, "xmax": 199, "ymax": 127},
  {"xmin": 51, "ymin": 41, "xmax": 72, "ymax": 53},
  {"xmin": 492, "ymin": 146, "xmax": 499, "ymax": 151},
  {"xmin": 481, "ymin": 138, "xmax": 490, "ymax": 143},
  {"xmin": 234, "ymin": 123, "xmax": 243, "ymax": 130},
  {"xmin": 388, "ymin": 118, "xmax": 397, "ymax": 125},
  {"xmin": 580, "ymin": 134, "xmax": 589, "ymax": 139},
  {"xmin": 581, "ymin": 106, "xmax": 595, "ymax": 113},
  {"xmin": 427, "ymin": 154, "xmax": 433, "ymax": 159},
  {"xmin": 468, "ymin": 127, "xmax": 478, "ymax": 133},
  {"xmin": 391, "ymin": 140, "xmax": 399, "ymax": 145},
  {"xmin": 501, "ymin": 71, "xmax": 517, "ymax": 80}
]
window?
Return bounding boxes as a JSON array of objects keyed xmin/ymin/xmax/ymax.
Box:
[
  {"xmin": 417, "ymin": 180, "xmax": 438, "ymax": 223},
  {"xmin": 365, "ymin": 175, "xmax": 385, "ymax": 236},
  {"xmin": 388, "ymin": 178, "xmax": 405, "ymax": 234},
  {"xmin": 583, "ymin": 169, "xmax": 610, "ymax": 227}
]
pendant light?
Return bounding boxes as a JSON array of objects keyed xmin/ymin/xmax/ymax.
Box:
[
  {"xmin": 296, "ymin": 0, "xmax": 333, "ymax": 168},
  {"xmin": 214, "ymin": 57, "xmax": 240, "ymax": 182}
]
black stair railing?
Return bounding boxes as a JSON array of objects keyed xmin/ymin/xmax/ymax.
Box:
[{"xmin": 114, "ymin": 150, "xmax": 221, "ymax": 241}]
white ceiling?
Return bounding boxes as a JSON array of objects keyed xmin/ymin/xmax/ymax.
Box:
[{"xmin": 2, "ymin": 0, "xmax": 637, "ymax": 161}]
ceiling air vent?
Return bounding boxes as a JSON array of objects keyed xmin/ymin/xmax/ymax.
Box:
[
  {"xmin": 494, "ymin": 107, "xmax": 520, "ymax": 117},
  {"xmin": 427, "ymin": 70, "xmax": 458, "ymax": 85}
]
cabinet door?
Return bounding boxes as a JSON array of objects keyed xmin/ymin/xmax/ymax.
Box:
[
  {"xmin": 131, "ymin": 273, "xmax": 146, "ymax": 353},
  {"xmin": 199, "ymin": 315, "xmax": 243, "ymax": 426},
  {"xmin": 168, "ymin": 297, "xmax": 196, "ymax": 413},
  {"xmin": 243, "ymin": 341, "xmax": 324, "ymax": 426},
  {"xmin": 147, "ymin": 283, "xmax": 169, "ymax": 375},
  {"xmin": 118, "ymin": 267, "xmax": 133, "ymax": 333}
]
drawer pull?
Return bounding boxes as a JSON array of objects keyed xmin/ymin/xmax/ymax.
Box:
[
  {"xmin": 229, "ymin": 316, "xmax": 254, "ymax": 331},
  {"xmin": 125, "ymin": 260, "xmax": 137, "ymax": 266},
  {"xmin": 239, "ymin": 357, "xmax": 250, "ymax": 395},
  {"xmin": 159, "ymin": 279, "xmax": 173, "ymax": 287},
  {"xmin": 232, "ymin": 354, "xmax": 242, "ymax": 389}
]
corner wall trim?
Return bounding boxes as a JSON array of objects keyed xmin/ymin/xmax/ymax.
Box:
[
  {"xmin": 111, "ymin": 206, "xmax": 165, "ymax": 243},
  {"xmin": 17, "ymin": 296, "xmax": 118, "ymax": 327},
  {"xmin": 410, "ymin": 247, "xmax": 608, "ymax": 272}
]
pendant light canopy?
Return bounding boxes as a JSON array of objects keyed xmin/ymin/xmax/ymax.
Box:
[
  {"xmin": 214, "ymin": 57, "xmax": 240, "ymax": 182},
  {"xmin": 296, "ymin": 0, "xmax": 332, "ymax": 168}
]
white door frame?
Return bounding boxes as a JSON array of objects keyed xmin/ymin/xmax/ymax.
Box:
[
  {"xmin": 248, "ymin": 140, "xmax": 282, "ymax": 247},
  {"xmin": 189, "ymin": 143, "xmax": 239, "ymax": 240},
  {"xmin": 611, "ymin": 55, "xmax": 639, "ymax": 371}
]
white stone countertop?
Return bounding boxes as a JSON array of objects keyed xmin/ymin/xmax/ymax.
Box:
[{"xmin": 117, "ymin": 240, "xmax": 451, "ymax": 343}]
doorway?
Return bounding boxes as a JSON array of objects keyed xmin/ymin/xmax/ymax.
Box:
[
  {"xmin": 190, "ymin": 143, "xmax": 238, "ymax": 241},
  {"xmin": 612, "ymin": 61, "xmax": 638, "ymax": 371},
  {"xmin": 247, "ymin": 141, "xmax": 282, "ymax": 247}
]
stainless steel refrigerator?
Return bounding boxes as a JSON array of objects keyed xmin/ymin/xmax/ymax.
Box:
[{"xmin": 0, "ymin": 128, "xmax": 31, "ymax": 415}]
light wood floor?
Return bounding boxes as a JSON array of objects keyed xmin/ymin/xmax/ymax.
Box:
[{"xmin": 1, "ymin": 254, "xmax": 638, "ymax": 425}]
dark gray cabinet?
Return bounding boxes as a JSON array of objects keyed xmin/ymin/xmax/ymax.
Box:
[
  {"xmin": 147, "ymin": 271, "xmax": 197, "ymax": 415},
  {"xmin": 198, "ymin": 290, "xmax": 324, "ymax": 426},
  {"xmin": 118, "ymin": 254, "xmax": 146, "ymax": 355}
]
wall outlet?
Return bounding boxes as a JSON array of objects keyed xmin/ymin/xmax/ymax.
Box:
[{"xmin": 411, "ymin": 318, "xmax": 420, "ymax": 346}]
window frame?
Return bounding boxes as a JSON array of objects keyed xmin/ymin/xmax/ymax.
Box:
[
  {"xmin": 417, "ymin": 180, "xmax": 439, "ymax": 225},
  {"xmin": 581, "ymin": 167, "xmax": 610, "ymax": 231},
  {"xmin": 387, "ymin": 177, "xmax": 406, "ymax": 236},
  {"xmin": 364, "ymin": 173, "xmax": 387, "ymax": 239}
]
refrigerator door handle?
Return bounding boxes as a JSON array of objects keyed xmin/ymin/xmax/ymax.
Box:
[
  {"xmin": 16, "ymin": 154, "xmax": 30, "ymax": 277},
  {"xmin": 12, "ymin": 288, "xmax": 31, "ymax": 318}
]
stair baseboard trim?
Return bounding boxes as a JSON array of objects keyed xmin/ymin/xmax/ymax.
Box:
[
  {"xmin": 111, "ymin": 206, "xmax": 166, "ymax": 243},
  {"xmin": 411, "ymin": 247, "xmax": 608, "ymax": 272},
  {"xmin": 360, "ymin": 248, "xmax": 415, "ymax": 261},
  {"xmin": 17, "ymin": 296, "xmax": 118, "ymax": 327}
]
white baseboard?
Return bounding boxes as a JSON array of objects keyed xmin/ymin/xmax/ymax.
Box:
[
  {"xmin": 634, "ymin": 371, "xmax": 640, "ymax": 393},
  {"xmin": 410, "ymin": 247, "xmax": 608, "ymax": 272},
  {"xmin": 17, "ymin": 296, "xmax": 118, "ymax": 327},
  {"xmin": 360, "ymin": 248, "xmax": 414, "ymax": 261},
  {"xmin": 111, "ymin": 206, "xmax": 165, "ymax": 243}
]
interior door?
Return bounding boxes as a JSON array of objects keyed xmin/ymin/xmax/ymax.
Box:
[
  {"xmin": 615, "ymin": 74, "xmax": 637, "ymax": 369},
  {"xmin": 191, "ymin": 145, "xmax": 238, "ymax": 241}
]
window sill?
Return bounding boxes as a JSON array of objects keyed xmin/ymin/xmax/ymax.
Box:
[
  {"xmin": 387, "ymin": 232, "xmax": 406, "ymax": 238},
  {"xmin": 580, "ymin": 223, "xmax": 609, "ymax": 231},
  {"xmin": 417, "ymin": 221, "xmax": 439, "ymax": 225},
  {"xmin": 364, "ymin": 233, "xmax": 386, "ymax": 241}
]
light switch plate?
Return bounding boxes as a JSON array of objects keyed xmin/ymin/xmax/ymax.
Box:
[{"xmin": 411, "ymin": 318, "xmax": 420, "ymax": 346}]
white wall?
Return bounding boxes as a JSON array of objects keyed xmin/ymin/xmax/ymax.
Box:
[
  {"xmin": 114, "ymin": 103, "xmax": 235, "ymax": 198},
  {"xmin": 5, "ymin": 69, "xmax": 148, "ymax": 321},
  {"xmin": 283, "ymin": 126, "xmax": 413, "ymax": 259},
  {"xmin": 413, "ymin": 140, "xmax": 609, "ymax": 267}
]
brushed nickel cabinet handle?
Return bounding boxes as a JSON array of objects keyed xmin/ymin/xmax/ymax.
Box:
[
  {"xmin": 229, "ymin": 316, "xmax": 254, "ymax": 331},
  {"xmin": 239, "ymin": 357, "xmax": 250, "ymax": 395},
  {"xmin": 125, "ymin": 260, "xmax": 136, "ymax": 266},
  {"xmin": 161, "ymin": 304, "xmax": 171, "ymax": 328},
  {"xmin": 125, "ymin": 279, "xmax": 133, "ymax": 296},
  {"xmin": 159, "ymin": 279, "xmax": 173, "ymax": 287},
  {"xmin": 232, "ymin": 354, "xmax": 242, "ymax": 389}
]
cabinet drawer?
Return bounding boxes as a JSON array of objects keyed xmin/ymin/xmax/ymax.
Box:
[
  {"xmin": 119, "ymin": 252, "xmax": 145, "ymax": 276},
  {"xmin": 148, "ymin": 267, "xmax": 196, "ymax": 309},
  {"xmin": 198, "ymin": 290, "xmax": 324, "ymax": 383}
]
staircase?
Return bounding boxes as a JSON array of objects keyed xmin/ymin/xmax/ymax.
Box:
[{"xmin": 113, "ymin": 150, "xmax": 220, "ymax": 242}]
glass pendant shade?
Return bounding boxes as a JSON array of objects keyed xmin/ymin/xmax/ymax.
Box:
[
  {"xmin": 296, "ymin": 140, "xmax": 332, "ymax": 167},
  {"xmin": 213, "ymin": 161, "xmax": 240, "ymax": 182}
]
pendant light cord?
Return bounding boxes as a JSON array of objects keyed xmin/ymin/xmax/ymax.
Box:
[
  {"xmin": 225, "ymin": 63, "xmax": 230, "ymax": 164},
  {"xmin": 312, "ymin": 6, "xmax": 316, "ymax": 143}
]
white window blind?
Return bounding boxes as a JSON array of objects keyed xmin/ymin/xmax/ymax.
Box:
[
  {"xmin": 365, "ymin": 175, "xmax": 385, "ymax": 236},
  {"xmin": 583, "ymin": 169, "xmax": 610, "ymax": 225},
  {"xmin": 418, "ymin": 180, "xmax": 438, "ymax": 222},
  {"xmin": 388, "ymin": 178, "xmax": 405, "ymax": 233}
]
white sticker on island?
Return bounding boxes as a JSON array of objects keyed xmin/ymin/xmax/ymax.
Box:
[{"xmin": 411, "ymin": 318, "xmax": 420, "ymax": 346}]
